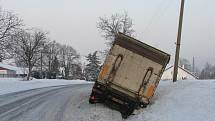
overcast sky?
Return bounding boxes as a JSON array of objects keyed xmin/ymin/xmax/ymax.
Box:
[{"xmin": 0, "ymin": 0, "xmax": 214, "ymax": 68}]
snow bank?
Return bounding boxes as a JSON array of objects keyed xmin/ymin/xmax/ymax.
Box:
[
  {"xmin": 74, "ymin": 80, "xmax": 215, "ymax": 121},
  {"xmin": 0, "ymin": 78, "xmax": 92, "ymax": 95},
  {"xmin": 127, "ymin": 80, "xmax": 215, "ymax": 121}
]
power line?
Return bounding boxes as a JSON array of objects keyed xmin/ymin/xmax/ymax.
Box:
[{"xmin": 143, "ymin": 0, "xmax": 174, "ymax": 39}]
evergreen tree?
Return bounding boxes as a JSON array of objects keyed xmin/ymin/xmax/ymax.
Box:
[{"xmin": 84, "ymin": 51, "xmax": 101, "ymax": 81}]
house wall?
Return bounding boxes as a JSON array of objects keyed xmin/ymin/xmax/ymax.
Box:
[
  {"xmin": 161, "ymin": 67, "xmax": 196, "ymax": 80},
  {"xmin": 0, "ymin": 68, "xmax": 16, "ymax": 77},
  {"xmin": 0, "ymin": 70, "xmax": 7, "ymax": 74},
  {"xmin": 7, "ymin": 70, "xmax": 16, "ymax": 75},
  {"xmin": 0, "ymin": 64, "xmax": 27, "ymax": 78}
]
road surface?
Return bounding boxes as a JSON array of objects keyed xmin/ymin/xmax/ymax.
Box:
[{"xmin": 0, "ymin": 84, "xmax": 123, "ymax": 121}]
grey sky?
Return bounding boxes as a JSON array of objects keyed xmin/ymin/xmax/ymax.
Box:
[{"xmin": 0, "ymin": 0, "xmax": 214, "ymax": 68}]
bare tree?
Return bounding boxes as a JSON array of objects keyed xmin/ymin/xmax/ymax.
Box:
[
  {"xmin": 44, "ymin": 41, "xmax": 61, "ymax": 73},
  {"xmin": 0, "ymin": 7, "xmax": 22, "ymax": 61},
  {"xmin": 58, "ymin": 45, "xmax": 80, "ymax": 79},
  {"xmin": 97, "ymin": 12, "xmax": 134, "ymax": 46},
  {"xmin": 42, "ymin": 41, "xmax": 65, "ymax": 79},
  {"xmin": 199, "ymin": 63, "xmax": 215, "ymax": 79},
  {"xmin": 11, "ymin": 29, "xmax": 47, "ymax": 80},
  {"xmin": 179, "ymin": 58, "xmax": 191, "ymax": 71}
]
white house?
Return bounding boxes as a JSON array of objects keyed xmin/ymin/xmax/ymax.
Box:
[
  {"xmin": 161, "ymin": 66, "xmax": 198, "ymax": 80},
  {"xmin": 0, "ymin": 63, "xmax": 28, "ymax": 78}
]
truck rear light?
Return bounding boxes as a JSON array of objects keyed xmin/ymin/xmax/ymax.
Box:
[{"xmin": 91, "ymin": 96, "xmax": 95, "ymax": 100}]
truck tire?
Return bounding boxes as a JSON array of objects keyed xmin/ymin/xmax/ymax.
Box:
[
  {"xmin": 140, "ymin": 104, "xmax": 147, "ymax": 108},
  {"xmin": 120, "ymin": 104, "xmax": 135, "ymax": 119},
  {"xmin": 89, "ymin": 98, "xmax": 95, "ymax": 104},
  {"xmin": 89, "ymin": 91, "xmax": 97, "ymax": 104}
]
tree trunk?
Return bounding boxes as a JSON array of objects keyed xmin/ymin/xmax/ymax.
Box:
[
  {"xmin": 0, "ymin": 54, "xmax": 3, "ymax": 62},
  {"xmin": 27, "ymin": 67, "xmax": 32, "ymax": 81}
]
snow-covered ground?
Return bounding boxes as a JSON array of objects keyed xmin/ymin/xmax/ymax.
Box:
[
  {"xmin": 0, "ymin": 78, "xmax": 91, "ymax": 95},
  {"xmin": 127, "ymin": 80, "xmax": 215, "ymax": 121},
  {"xmin": 0, "ymin": 78, "xmax": 214, "ymax": 121}
]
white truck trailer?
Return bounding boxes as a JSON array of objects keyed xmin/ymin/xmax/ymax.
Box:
[{"xmin": 89, "ymin": 33, "xmax": 170, "ymax": 118}]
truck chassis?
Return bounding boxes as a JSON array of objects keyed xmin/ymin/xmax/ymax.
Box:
[{"xmin": 89, "ymin": 82, "xmax": 147, "ymax": 118}]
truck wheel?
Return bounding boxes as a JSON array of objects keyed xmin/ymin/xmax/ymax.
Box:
[
  {"xmin": 89, "ymin": 92, "xmax": 96, "ymax": 104},
  {"xmin": 140, "ymin": 104, "xmax": 147, "ymax": 108},
  {"xmin": 121, "ymin": 113, "xmax": 128, "ymax": 119},
  {"xmin": 120, "ymin": 105, "xmax": 134, "ymax": 119},
  {"xmin": 89, "ymin": 98, "xmax": 95, "ymax": 104},
  {"xmin": 121, "ymin": 109, "xmax": 134, "ymax": 119}
]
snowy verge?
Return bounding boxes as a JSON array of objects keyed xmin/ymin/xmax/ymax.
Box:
[
  {"xmin": 127, "ymin": 80, "xmax": 215, "ymax": 121},
  {"xmin": 0, "ymin": 78, "xmax": 93, "ymax": 95}
]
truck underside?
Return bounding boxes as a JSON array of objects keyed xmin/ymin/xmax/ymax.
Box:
[{"xmin": 89, "ymin": 82, "xmax": 148, "ymax": 118}]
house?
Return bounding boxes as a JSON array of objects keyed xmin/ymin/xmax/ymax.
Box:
[
  {"xmin": 0, "ymin": 66, "xmax": 16, "ymax": 77},
  {"xmin": 0, "ymin": 63, "xmax": 28, "ymax": 78},
  {"xmin": 161, "ymin": 65, "xmax": 198, "ymax": 80}
]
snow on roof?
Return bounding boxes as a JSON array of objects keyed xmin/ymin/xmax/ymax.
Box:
[
  {"xmin": 0, "ymin": 63, "xmax": 28, "ymax": 74},
  {"xmin": 165, "ymin": 65, "xmax": 199, "ymax": 79}
]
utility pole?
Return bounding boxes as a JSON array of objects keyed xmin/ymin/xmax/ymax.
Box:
[
  {"xmin": 40, "ymin": 51, "xmax": 43, "ymax": 79},
  {"xmin": 192, "ymin": 56, "xmax": 195, "ymax": 73},
  {"xmin": 173, "ymin": 0, "xmax": 185, "ymax": 82}
]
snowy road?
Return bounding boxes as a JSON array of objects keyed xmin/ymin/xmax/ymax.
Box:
[
  {"xmin": 0, "ymin": 84, "xmax": 98, "ymax": 121},
  {"xmin": 0, "ymin": 84, "xmax": 123, "ymax": 121}
]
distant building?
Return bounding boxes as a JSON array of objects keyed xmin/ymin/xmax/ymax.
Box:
[
  {"xmin": 161, "ymin": 65, "xmax": 198, "ymax": 80},
  {"xmin": 0, "ymin": 67, "xmax": 16, "ymax": 77},
  {"xmin": 0, "ymin": 63, "xmax": 28, "ymax": 78}
]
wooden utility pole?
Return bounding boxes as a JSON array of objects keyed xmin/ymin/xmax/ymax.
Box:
[
  {"xmin": 192, "ymin": 56, "xmax": 195, "ymax": 73},
  {"xmin": 40, "ymin": 51, "xmax": 43, "ymax": 79},
  {"xmin": 173, "ymin": 0, "xmax": 185, "ymax": 82}
]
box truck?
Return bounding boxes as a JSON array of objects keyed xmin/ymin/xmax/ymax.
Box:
[{"xmin": 89, "ymin": 33, "xmax": 170, "ymax": 118}]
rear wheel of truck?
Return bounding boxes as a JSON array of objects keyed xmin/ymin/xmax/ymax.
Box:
[
  {"xmin": 140, "ymin": 104, "xmax": 148, "ymax": 108},
  {"xmin": 89, "ymin": 91, "xmax": 97, "ymax": 104},
  {"xmin": 89, "ymin": 88, "xmax": 105, "ymax": 104},
  {"xmin": 121, "ymin": 108, "xmax": 134, "ymax": 119},
  {"xmin": 120, "ymin": 104, "xmax": 135, "ymax": 119},
  {"xmin": 89, "ymin": 98, "xmax": 95, "ymax": 104}
]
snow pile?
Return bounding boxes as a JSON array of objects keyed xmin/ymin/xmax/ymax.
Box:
[
  {"xmin": 0, "ymin": 78, "xmax": 91, "ymax": 95},
  {"xmin": 74, "ymin": 80, "xmax": 215, "ymax": 121},
  {"xmin": 127, "ymin": 80, "xmax": 215, "ymax": 121}
]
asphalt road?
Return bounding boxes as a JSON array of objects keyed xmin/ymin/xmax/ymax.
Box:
[{"xmin": 0, "ymin": 84, "xmax": 123, "ymax": 121}]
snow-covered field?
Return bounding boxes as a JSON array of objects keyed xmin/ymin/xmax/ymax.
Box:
[
  {"xmin": 128, "ymin": 80, "xmax": 215, "ymax": 121},
  {"xmin": 0, "ymin": 78, "xmax": 91, "ymax": 95}
]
